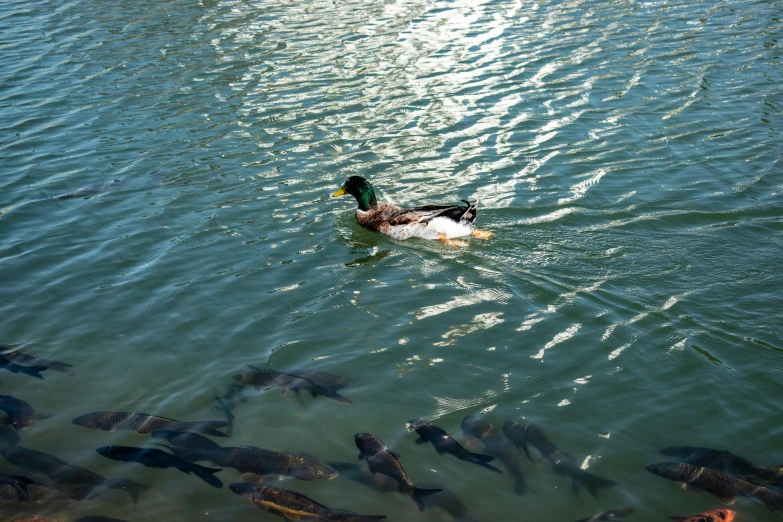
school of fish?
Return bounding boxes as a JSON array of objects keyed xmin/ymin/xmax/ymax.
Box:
[{"xmin": 1, "ymin": 340, "xmax": 780, "ymax": 521}]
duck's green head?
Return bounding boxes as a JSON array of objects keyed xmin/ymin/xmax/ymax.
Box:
[{"xmin": 332, "ymin": 176, "xmax": 378, "ymax": 211}]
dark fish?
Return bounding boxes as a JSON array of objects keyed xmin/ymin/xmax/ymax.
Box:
[
  {"xmin": 0, "ymin": 355, "xmax": 48, "ymax": 380},
  {"xmin": 0, "ymin": 393, "xmax": 55, "ymax": 430},
  {"xmin": 0, "ymin": 478, "xmax": 94, "ymax": 502},
  {"xmin": 96, "ymin": 446, "xmax": 223, "ymax": 488},
  {"xmin": 212, "ymin": 384, "xmax": 245, "ymax": 436},
  {"xmin": 0, "ymin": 425, "xmax": 21, "ymax": 447},
  {"xmin": 72, "ymin": 518, "xmax": 129, "ymax": 522},
  {"xmin": 646, "ymin": 461, "xmax": 783, "ymax": 510},
  {"xmin": 72, "ymin": 411, "xmax": 229, "ymax": 437},
  {"xmin": 286, "ymin": 369, "xmax": 353, "ymax": 390},
  {"xmin": 503, "ymin": 420, "xmax": 616, "ymax": 499},
  {"xmin": 55, "ymin": 179, "xmax": 123, "ymax": 200},
  {"xmin": 461, "ymin": 415, "xmax": 525, "ymax": 495},
  {"xmin": 0, "ymin": 472, "xmax": 35, "ymax": 500},
  {"xmin": 166, "ymin": 445, "xmax": 337, "ymax": 481},
  {"xmin": 574, "ymin": 507, "xmax": 635, "ymax": 522},
  {"xmin": 0, "ymin": 446, "xmax": 150, "ymax": 503},
  {"xmin": 669, "ymin": 509, "xmax": 736, "ymax": 522},
  {"xmin": 408, "ymin": 419, "xmax": 501, "ymax": 474},
  {"xmin": 329, "ymin": 462, "xmax": 479, "ymax": 522},
  {"xmin": 355, "ymin": 432, "xmax": 441, "ymax": 512},
  {"xmin": 234, "ymin": 366, "xmax": 352, "ymax": 405},
  {"xmin": 150, "ymin": 429, "xmax": 222, "ymax": 450},
  {"xmin": 0, "ymin": 347, "xmax": 73, "ymax": 374},
  {"xmin": 229, "ymin": 482, "xmax": 386, "ymax": 522},
  {"xmin": 661, "ymin": 445, "xmax": 783, "ymax": 484}
]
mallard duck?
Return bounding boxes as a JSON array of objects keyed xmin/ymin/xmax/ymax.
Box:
[{"xmin": 331, "ymin": 176, "xmax": 492, "ymax": 246}]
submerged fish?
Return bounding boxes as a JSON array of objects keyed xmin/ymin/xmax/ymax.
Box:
[
  {"xmin": 0, "ymin": 347, "xmax": 73, "ymax": 374},
  {"xmin": 212, "ymin": 384, "xmax": 245, "ymax": 437},
  {"xmin": 0, "ymin": 472, "xmax": 35, "ymax": 500},
  {"xmin": 0, "ymin": 393, "xmax": 54, "ymax": 430},
  {"xmin": 166, "ymin": 445, "xmax": 337, "ymax": 481},
  {"xmin": 55, "ymin": 178, "xmax": 123, "ymax": 200},
  {"xmin": 408, "ymin": 419, "xmax": 501, "ymax": 474},
  {"xmin": 669, "ymin": 509, "xmax": 736, "ymax": 522},
  {"xmin": 574, "ymin": 508, "xmax": 635, "ymax": 522},
  {"xmin": 96, "ymin": 446, "xmax": 223, "ymax": 488},
  {"xmin": 329, "ymin": 461, "xmax": 479, "ymax": 522},
  {"xmin": 234, "ymin": 366, "xmax": 352, "ymax": 405},
  {"xmin": 72, "ymin": 411, "xmax": 228, "ymax": 437},
  {"xmin": 0, "ymin": 355, "xmax": 48, "ymax": 380},
  {"xmin": 229, "ymin": 481, "xmax": 386, "ymax": 522},
  {"xmin": 646, "ymin": 461, "xmax": 783, "ymax": 510},
  {"xmin": 0, "ymin": 478, "xmax": 94, "ymax": 502},
  {"xmin": 150, "ymin": 429, "xmax": 222, "ymax": 450},
  {"xmin": 355, "ymin": 432, "xmax": 441, "ymax": 512},
  {"xmin": 461, "ymin": 415, "xmax": 525, "ymax": 495},
  {"xmin": 662, "ymin": 445, "xmax": 783, "ymax": 484},
  {"xmin": 504, "ymin": 420, "xmax": 616, "ymax": 499},
  {"xmin": 0, "ymin": 446, "xmax": 150, "ymax": 503},
  {"xmin": 0, "ymin": 425, "xmax": 21, "ymax": 447}
]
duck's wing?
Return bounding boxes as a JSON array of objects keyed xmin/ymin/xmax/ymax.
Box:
[{"xmin": 388, "ymin": 201, "xmax": 477, "ymax": 226}]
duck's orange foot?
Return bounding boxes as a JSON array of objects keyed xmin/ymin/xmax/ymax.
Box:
[
  {"xmin": 471, "ymin": 229, "xmax": 493, "ymax": 239},
  {"xmin": 439, "ymin": 234, "xmax": 469, "ymax": 248}
]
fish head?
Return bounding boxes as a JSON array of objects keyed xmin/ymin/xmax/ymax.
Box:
[
  {"xmin": 645, "ymin": 461, "xmax": 691, "ymax": 481},
  {"xmin": 406, "ymin": 419, "xmax": 428, "ymax": 432},
  {"xmin": 291, "ymin": 460, "xmax": 339, "ymax": 481},
  {"xmin": 461, "ymin": 415, "xmax": 492, "ymax": 438},
  {"xmin": 72, "ymin": 413, "xmax": 101, "ymax": 429},
  {"xmin": 13, "ymin": 412, "xmax": 35, "ymax": 430},
  {"xmin": 354, "ymin": 433, "xmax": 385, "ymax": 455}
]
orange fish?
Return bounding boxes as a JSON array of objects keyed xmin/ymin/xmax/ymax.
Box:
[{"xmin": 669, "ymin": 509, "xmax": 737, "ymax": 522}]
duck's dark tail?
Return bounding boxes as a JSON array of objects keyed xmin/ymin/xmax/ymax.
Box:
[{"xmin": 460, "ymin": 200, "xmax": 478, "ymax": 224}]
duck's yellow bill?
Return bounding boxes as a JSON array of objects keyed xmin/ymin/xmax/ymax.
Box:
[{"xmin": 332, "ymin": 187, "xmax": 346, "ymax": 197}]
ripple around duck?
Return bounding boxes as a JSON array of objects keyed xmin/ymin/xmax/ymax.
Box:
[{"xmin": 0, "ymin": 0, "xmax": 782, "ymax": 520}]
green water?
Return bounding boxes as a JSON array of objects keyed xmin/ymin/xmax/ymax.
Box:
[{"xmin": 1, "ymin": 0, "xmax": 781, "ymax": 520}]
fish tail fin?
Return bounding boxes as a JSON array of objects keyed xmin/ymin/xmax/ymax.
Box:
[
  {"xmin": 19, "ymin": 364, "xmax": 48, "ymax": 379},
  {"xmin": 330, "ymin": 391, "xmax": 353, "ymax": 405},
  {"xmin": 104, "ymin": 478, "xmax": 152, "ymax": 504},
  {"xmin": 572, "ymin": 471, "xmax": 617, "ymax": 500},
  {"xmin": 408, "ymin": 486, "xmax": 442, "ymax": 512},
  {"xmin": 465, "ymin": 453, "xmax": 503, "ymax": 474},
  {"xmin": 190, "ymin": 421, "xmax": 229, "ymax": 437},
  {"xmin": 191, "ymin": 464, "xmax": 223, "ymax": 488}
]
